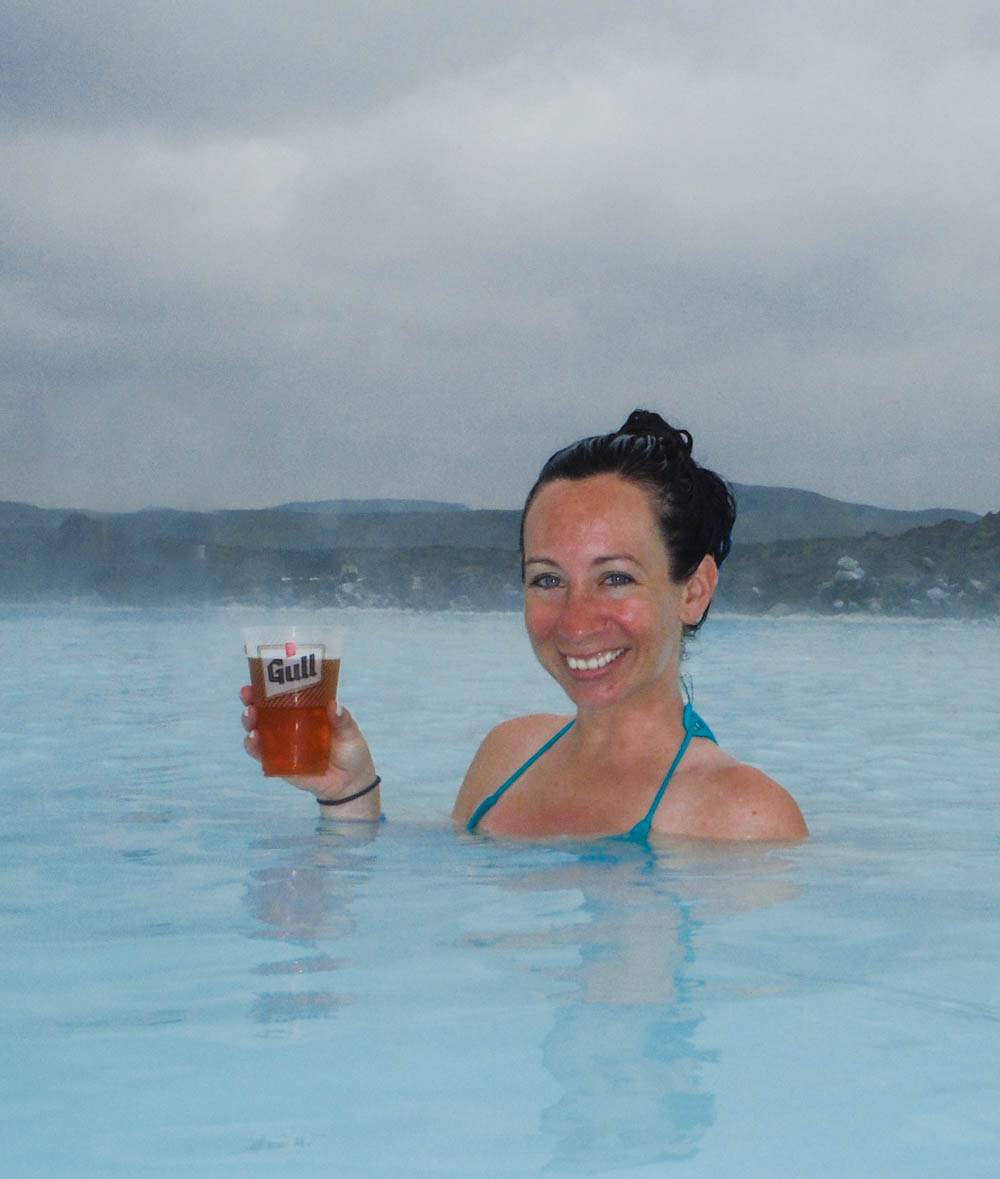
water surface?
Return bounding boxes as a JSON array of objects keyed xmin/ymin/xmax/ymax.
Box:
[{"xmin": 2, "ymin": 607, "xmax": 997, "ymax": 1176}]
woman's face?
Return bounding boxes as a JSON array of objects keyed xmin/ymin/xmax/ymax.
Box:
[{"xmin": 522, "ymin": 473, "xmax": 702, "ymax": 713}]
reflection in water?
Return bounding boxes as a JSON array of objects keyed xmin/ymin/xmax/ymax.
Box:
[
  {"xmin": 238, "ymin": 820, "xmax": 799, "ymax": 1169},
  {"xmin": 542, "ymin": 1003, "xmax": 713, "ymax": 1170},
  {"xmin": 242, "ymin": 824, "xmax": 380, "ymax": 1025},
  {"xmin": 249, "ymin": 987, "xmax": 350, "ymax": 1024},
  {"xmin": 470, "ymin": 840, "xmax": 800, "ymax": 1173}
]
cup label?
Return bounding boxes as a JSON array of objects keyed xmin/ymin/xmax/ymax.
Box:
[{"xmin": 257, "ymin": 644, "xmax": 325, "ymax": 699}]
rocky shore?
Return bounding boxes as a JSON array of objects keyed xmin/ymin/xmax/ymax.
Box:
[{"xmin": 718, "ymin": 512, "xmax": 1000, "ymax": 619}]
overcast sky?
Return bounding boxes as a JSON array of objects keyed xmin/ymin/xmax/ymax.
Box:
[{"xmin": 3, "ymin": 1, "xmax": 998, "ymax": 515}]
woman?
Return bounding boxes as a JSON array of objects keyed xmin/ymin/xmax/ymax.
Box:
[{"xmin": 242, "ymin": 411, "xmax": 807, "ymax": 841}]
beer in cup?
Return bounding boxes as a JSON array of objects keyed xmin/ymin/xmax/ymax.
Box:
[{"xmin": 242, "ymin": 625, "xmax": 344, "ymax": 776}]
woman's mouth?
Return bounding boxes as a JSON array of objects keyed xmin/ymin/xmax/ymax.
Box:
[{"xmin": 565, "ymin": 648, "xmax": 625, "ymax": 672}]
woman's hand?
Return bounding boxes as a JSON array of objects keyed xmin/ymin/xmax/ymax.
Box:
[{"xmin": 240, "ymin": 687, "xmax": 381, "ymax": 819}]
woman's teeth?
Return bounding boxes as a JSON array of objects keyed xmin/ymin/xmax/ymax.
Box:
[{"xmin": 566, "ymin": 649, "xmax": 625, "ymax": 671}]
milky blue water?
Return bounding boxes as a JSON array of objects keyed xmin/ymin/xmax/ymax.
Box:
[{"xmin": 2, "ymin": 605, "xmax": 998, "ymax": 1177}]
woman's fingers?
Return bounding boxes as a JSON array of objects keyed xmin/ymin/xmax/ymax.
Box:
[
  {"xmin": 328, "ymin": 699, "xmax": 354, "ymax": 730},
  {"xmin": 240, "ymin": 686, "xmax": 261, "ymax": 760},
  {"xmin": 243, "ymin": 729, "xmax": 262, "ymax": 763}
]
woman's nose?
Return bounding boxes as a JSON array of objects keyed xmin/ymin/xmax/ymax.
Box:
[{"xmin": 557, "ymin": 587, "xmax": 603, "ymax": 639}]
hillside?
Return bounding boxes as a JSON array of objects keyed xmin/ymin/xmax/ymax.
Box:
[
  {"xmin": 0, "ymin": 491, "xmax": 994, "ymax": 617},
  {"xmin": 271, "ymin": 498, "xmax": 468, "ymax": 515},
  {"xmin": 728, "ymin": 484, "xmax": 978, "ymax": 543},
  {"xmin": 718, "ymin": 512, "xmax": 1000, "ymax": 618},
  {"xmin": 0, "ymin": 487, "xmax": 979, "ymax": 550}
]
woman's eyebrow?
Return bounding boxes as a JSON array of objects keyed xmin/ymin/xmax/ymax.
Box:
[
  {"xmin": 525, "ymin": 553, "xmax": 642, "ymax": 567},
  {"xmin": 593, "ymin": 553, "xmax": 641, "ymax": 564}
]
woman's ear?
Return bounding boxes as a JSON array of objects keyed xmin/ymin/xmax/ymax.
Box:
[{"xmin": 679, "ymin": 555, "xmax": 718, "ymax": 625}]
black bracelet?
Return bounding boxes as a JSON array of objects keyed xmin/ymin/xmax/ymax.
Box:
[{"xmin": 317, "ymin": 776, "xmax": 381, "ymax": 806}]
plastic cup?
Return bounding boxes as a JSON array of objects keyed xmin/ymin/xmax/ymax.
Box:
[{"xmin": 242, "ymin": 625, "xmax": 344, "ymax": 776}]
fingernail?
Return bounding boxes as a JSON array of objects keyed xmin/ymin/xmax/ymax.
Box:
[
  {"xmin": 249, "ymin": 729, "xmax": 258, "ymax": 741},
  {"xmin": 242, "ymin": 707, "xmax": 250, "ymax": 720},
  {"xmin": 335, "ymin": 702, "xmax": 343, "ymax": 717}
]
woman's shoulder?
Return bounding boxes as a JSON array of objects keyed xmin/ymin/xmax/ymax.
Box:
[
  {"xmin": 657, "ymin": 749, "xmax": 808, "ymax": 842},
  {"xmin": 481, "ymin": 711, "xmax": 574, "ymax": 749},
  {"xmin": 451, "ymin": 713, "xmax": 572, "ymax": 827}
]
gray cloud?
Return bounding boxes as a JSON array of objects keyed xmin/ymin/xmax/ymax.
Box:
[{"xmin": 2, "ymin": 1, "xmax": 998, "ymax": 513}]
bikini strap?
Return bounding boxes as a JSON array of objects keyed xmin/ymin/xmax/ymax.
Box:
[
  {"xmin": 625, "ymin": 702, "xmax": 716, "ymax": 841},
  {"xmin": 466, "ymin": 719, "xmax": 575, "ymax": 833},
  {"xmin": 684, "ymin": 703, "xmax": 716, "ymax": 744}
]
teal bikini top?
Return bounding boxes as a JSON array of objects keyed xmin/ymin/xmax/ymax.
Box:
[{"xmin": 465, "ymin": 701, "xmax": 717, "ymax": 841}]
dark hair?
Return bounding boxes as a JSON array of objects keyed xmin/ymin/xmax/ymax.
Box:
[{"xmin": 520, "ymin": 409, "xmax": 736, "ymax": 633}]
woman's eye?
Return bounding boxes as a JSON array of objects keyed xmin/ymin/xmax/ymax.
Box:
[
  {"xmin": 530, "ymin": 573, "xmax": 562, "ymax": 589},
  {"xmin": 604, "ymin": 571, "xmax": 635, "ymax": 586}
]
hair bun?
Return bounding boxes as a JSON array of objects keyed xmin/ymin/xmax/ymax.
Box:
[{"xmin": 617, "ymin": 409, "xmax": 693, "ymax": 460}]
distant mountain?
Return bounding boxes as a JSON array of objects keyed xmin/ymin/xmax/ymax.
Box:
[
  {"xmin": 0, "ymin": 496, "xmax": 994, "ymax": 617},
  {"xmin": 0, "ymin": 501, "xmax": 79, "ymax": 529},
  {"xmin": 729, "ymin": 484, "xmax": 978, "ymax": 544},
  {"xmin": 0, "ymin": 487, "xmax": 984, "ymax": 550},
  {"xmin": 113, "ymin": 507, "xmax": 518, "ymax": 550},
  {"xmin": 271, "ymin": 498, "xmax": 468, "ymax": 515}
]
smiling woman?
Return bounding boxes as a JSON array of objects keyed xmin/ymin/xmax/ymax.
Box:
[
  {"xmin": 242, "ymin": 410, "xmax": 808, "ymax": 842},
  {"xmin": 519, "ymin": 475, "xmax": 706, "ymax": 714}
]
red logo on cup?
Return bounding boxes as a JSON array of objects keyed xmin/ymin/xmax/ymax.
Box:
[{"xmin": 285, "ymin": 642, "xmax": 297, "ymax": 657}]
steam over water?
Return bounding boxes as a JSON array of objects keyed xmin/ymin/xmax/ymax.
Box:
[{"xmin": 3, "ymin": 606, "xmax": 998, "ymax": 1177}]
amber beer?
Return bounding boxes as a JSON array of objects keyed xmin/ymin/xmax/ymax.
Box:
[{"xmin": 242, "ymin": 626, "xmax": 344, "ymax": 776}]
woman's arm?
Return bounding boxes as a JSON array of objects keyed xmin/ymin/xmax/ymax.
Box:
[{"xmin": 241, "ymin": 687, "xmax": 381, "ymax": 820}]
